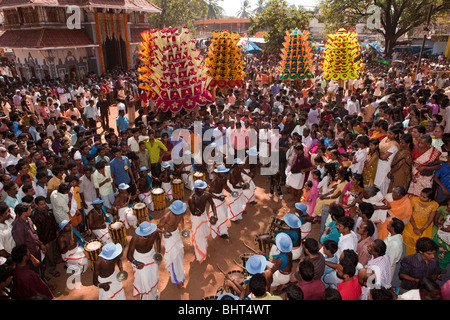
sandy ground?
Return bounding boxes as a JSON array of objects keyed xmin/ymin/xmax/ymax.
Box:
[{"xmin": 47, "ymin": 105, "xmax": 320, "ymax": 300}]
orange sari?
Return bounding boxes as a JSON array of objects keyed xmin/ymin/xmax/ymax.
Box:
[{"xmin": 377, "ymin": 194, "xmax": 413, "ymax": 241}]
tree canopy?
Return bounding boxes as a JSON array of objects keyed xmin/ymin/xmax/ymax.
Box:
[
  {"xmin": 249, "ymin": 0, "xmax": 312, "ymax": 54},
  {"xmin": 318, "ymin": 0, "xmax": 450, "ymax": 57}
]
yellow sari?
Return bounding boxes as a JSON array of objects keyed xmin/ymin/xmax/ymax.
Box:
[{"xmin": 403, "ymin": 197, "xmax": 439, "ymax": 256}]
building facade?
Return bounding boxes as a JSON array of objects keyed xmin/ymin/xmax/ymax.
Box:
[{"xmin": 0, "ymin": 0, "xmax": 160, "ymax": 80}]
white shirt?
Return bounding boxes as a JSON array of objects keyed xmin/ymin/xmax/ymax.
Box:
[
  {"xmin": 384, "ymin": 233, "xmax": 404, "ymax": 280},
  {"xmin": 0, "ymin": 221, "xmax": 15, "ymax": 255},
  {"xmin": 350, "ymin": 148, "xmax": 367, "ymax": 175},
  {"xmin": 127, "ymin": 137, "xmax": 140, "ymax": 152},
  {"xmin": 336, "ymin": 231, "xmax": 358, "ymax": 259},
  {"xmin": 347, "ymin": 100, "xmax": 358, "ymax": 115}
]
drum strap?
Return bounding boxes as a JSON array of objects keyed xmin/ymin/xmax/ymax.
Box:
[
  {"xmin": 146, "ymin": 175, "xmax": 153, "ymax": 189},
  {"xmin": 72, "ymin": 227, "xmax": 86, "ymax": 248},
  {"xmin": 101, "ymin": 206, "xmax": 113, "ymax": 223}
]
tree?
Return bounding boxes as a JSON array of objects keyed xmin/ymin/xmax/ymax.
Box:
[
  {"xmin": 249, "ymin": 0, "xmax": 313, "ymax": 53},
  {"xmin": 236, "ymin": 0, "xmax": 253, "ymax": 18},
  {"xmin": 254, "ymin": 0, "xmax": 267, "ymax": 15},
  {"xmin": 149, "ymin": 0, "xmax": 208, "ymax": 29},
  {"xmin": 318, "ymin": 0, "xmax": 450, "ymax": 58},
  {"xmin": 205, "ymin": 0, "xmax": 224, "ymax": 20}
]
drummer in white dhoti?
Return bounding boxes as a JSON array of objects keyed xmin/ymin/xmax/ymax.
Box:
[
  {"xmin": 264, "ymin": 233, "xmax": 293, "ymax": 294},
  {"xmin": 94, "ymin": 242, "xmax": 127, "ymax": 300},
  {"xmin": 180, "ymin": 150, "xmax": 195, "ymax": 191},
  {"xmin": 157, "ymin": 200, "xmax": 188, "ymax": 287},
  {"xmin": 57, "ymin": 220, "xmax": 89, "ymax": 274},
  {"xmin": 159, "ymin": 162, "xmax": 173, "ymax": 201},
  {"xmin": 127, "ymin": 221, "xmax": 161, "ymax": 300},
  {"xmin": 268, "ymin": 213, "xmax": 303, "ymax": 261},
  {"xmin": 227, "ymin": 158, "xmax": 249, "ymax": 223},
  {"xmin": 188, "ymin": 180, "xmax": 218, "ymax": 263},
  {"xmin": 86, "ymin": 198, "xmax": 113, "ymax": 244},
  {"xmin": 113, "ymin": 183, "xmax": 137, "ymax": 229},
  {"xmin": 136, "ymin": 166, "xmax": 154, "ymax": 211},
  {"xmin": 208, "ymin": 165, "xmax": 232, "ymax": 239}
]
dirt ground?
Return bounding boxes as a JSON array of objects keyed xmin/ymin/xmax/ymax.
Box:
[
  {"xmin": 47, "ymin": 105, "xmax": 319, "ymax": 300},
  {"xmin": 51, "ymin": 174, "xmax": 319, "ymax": 300}
]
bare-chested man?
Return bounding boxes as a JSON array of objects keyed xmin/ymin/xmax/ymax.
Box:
[
  {"xmin": 93, "ymin": 242, "xmax": 126, "ymax": 300},
  {"xmin": 57, "ymin": 220, "xmax": 89, "ymax": 274},
  {"xmin": 126, "ymin": 221, "xmax": 161, "ymax": 300},
  {"xmin": 188, "ymin": 180, "xmax": 218, "ymax": 263},
  {"xmin": 136, "ymin": 166, "xmax": 154, "ymax": 211},
  {"xmin": 86, "ymin": 198, "xmax": 113, "ymax": 244},
  {"xmin": 112, "ymin": 183, "xmax": 137, "ymax": 229},
  {"xmin": 227, "ymin": 158, "xmax": 249, "ymax": 222},
  {"xmin": 159, "ymin": 162, "xmax": 173, "ymax": 201},
  {"xmin": 208, "ymin": 164, "xmax": 233, "ymax": 239},
  {"xmin": 157, "ymin": 200, "xmax": 187, "ymax": 287}
]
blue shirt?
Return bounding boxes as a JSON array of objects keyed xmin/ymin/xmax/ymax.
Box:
[
  {"xmin": 434, "ymin": 162, "xmax": 450, "ymax": 191},
  {"xmin": 116, "ymin": 115, "xmax": 129, "ymax": 133},
  {"xmin": 110, "ymin": 156, "xmax": 132, "ymax": 185},
  {"xmin": 320, "ymin": 221, "xmax": 340, "ymax": 245}
]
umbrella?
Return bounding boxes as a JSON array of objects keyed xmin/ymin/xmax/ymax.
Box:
[{"xmin": 238, "ymin": 39, "xmax": 261, "ymax": 53}]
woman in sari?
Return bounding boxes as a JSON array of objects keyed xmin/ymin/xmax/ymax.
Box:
[
  {"xmin": 407, "ymin": 134, "xmax": 441, "ymax": 197},
  {"xmin": 388, "ymin": 133, "xmax": 413, "ymax": 193},
  {"xmin": 433, "ymin": 199, "xmax": 450, "ymax": 270},
  {"xmin": 370, "ymin": 119, "xmax": 388, "ymax": 141},
  {"xmin": 363, "ymin": 138, "xmax": 379, "ymax": 187},
  {"xmin": 403, "ymin": 187, "xmax": 439, "ymax": 256},
  {"xmin": 312, "ymin": 168, "xmax": 350, "ymax": 219},
  {"xmin": 339, "ymin": 173, "xmax": 364, "ymax": 218},
  {"xmin": 378, "ymin": 186, "xmax": 413, "ymax": 241},
  {"xmin": 374, "ymin": 125, "xmax": 401, "ymax": 196}
]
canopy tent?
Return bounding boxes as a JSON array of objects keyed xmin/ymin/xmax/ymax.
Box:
[{"xmin": 237, "ymin": 39, "xmax": 262, "ymax": 53}]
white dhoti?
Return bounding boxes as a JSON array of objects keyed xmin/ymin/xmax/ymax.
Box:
[
  {"xmin": 271, "ymin": 270, "xmax": 292, "ymax": 287},
  {"xmin": 131, "ymin": 248, "xmax": 159, "ymax": 300},
  {"xmin": 61, "ymin": 246, "xmax": 89, "ymax": 274},
  {"xmin": 162, "ymin": 228, "xmax": 185, "ymax": 286},
  {"xmin": 301, "ymin": 222, "xmax": 312, "ymax": 239},
  {"xmin": 98, "ymin": 270, "xmax": 126, "ymax": 300},
  {"xmin": 182, "ymin": 165, "xmax": 194, "ymax": 190},
  {"xmin": 269, "ymin": 244, "xmax": 302, "ymax": 260},
  {"xmin": 286, "ymin": 172, "xmax": 305, "ymax": 190},
  {"xmin": 92, "ymin": 227, "xmax": 113, "ymax": 244},
  {"xmin": 241, "ymin": 172, "xmax": 256, "ymax": 203},
  {"xmin": 190, "ymin": 213, "xmax": 210, "ymax": 263},
  {"xmin": 208, "ymin": 192, "xmax": 228, "ymax": 239},
  {"xmin": 162, "ymin": 181, "xmax": 173, "ymax": 201},
  {"xmin": 139, "ymin": 191, "xmax": 154, "ymax": 211},
  {"xmin": 118, "ymin": 207, "xmax": 137, "ymax": 229},
  {"xmin": 227, "ymin": 184, "xmax": 246, "ymax": 222}
]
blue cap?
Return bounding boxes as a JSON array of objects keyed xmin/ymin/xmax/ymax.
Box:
[
  {"xmin": 245, "ymin": 254, "xmax": 267, "ymax": 275},
  {"xmin": 169, "ymin": 200, "xmax": 187, "ymax": 215},
  {"xmin": 295, "ymin": 202, "xmax": 308, "ymax": 214},
  {"xmin": 284, "ymin": 213, "xmax": 302, "ymax": 229},
  {"xmin": 275, "ymin": 233, "xmax": 293, "ymax": 253},
  {"xmin": 98, "ymin": 243, "xmax": 122, "ymax": 260},
  {"xmin": 193, "ymin": 179, "xmax": 207, "ymax": 190},
  {"xmin": 135, "ymin": 221, "xmax": 157, "ymax": 237},
  {"xmin": 92, "ymin": 198, "xmax": 104, "ymax": 205},
  {"xmin": 214, "ymin": 164, "xmax": 229, "ymax": 173}
]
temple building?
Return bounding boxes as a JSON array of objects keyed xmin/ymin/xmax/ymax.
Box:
[{"xmin": 0, "ymin": 0, "xmax": 161, "ymax": 80}]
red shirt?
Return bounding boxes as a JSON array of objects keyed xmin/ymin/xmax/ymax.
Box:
[{"xmin": 337, "ymin": 276, "xmax": 362, "ymax": 300}]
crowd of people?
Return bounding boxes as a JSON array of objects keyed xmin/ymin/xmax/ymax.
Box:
[{"xmin": 0, "ymin": 45, "xmax": 449, "ymax": 301}]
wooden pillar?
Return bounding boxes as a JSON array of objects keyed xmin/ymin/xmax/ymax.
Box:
[{"xmin": 94, "ymin": 12, "xmax": 106, "ymax": 74}]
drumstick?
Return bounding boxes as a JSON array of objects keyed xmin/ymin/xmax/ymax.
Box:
[
  {"xmin": 233, "ymin": 259, "xmax": 247, "ymax": 270},
  {"xmin": 242, "ymin": 241, "xmax": 259, "ymax": 254},
  {"xmin": 215, "ymin": 264, "xmax": 228, "ymax": 277}
]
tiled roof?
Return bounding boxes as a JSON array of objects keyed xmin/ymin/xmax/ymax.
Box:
[
  {"xmin": 0, "ymin": 28, "xmax": 97, "ymax": 48},
  {"xmin": 130, "ymin": 27, "xmax": 149, "ymax": 44},
  {"xmin": 0, "ymin": 0, "xmax": 161, "ymax": 12}
]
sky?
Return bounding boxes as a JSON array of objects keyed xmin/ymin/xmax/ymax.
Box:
[{"xmin": 220, "ymin": 0, "xmax": 319, "ymax": 17}]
